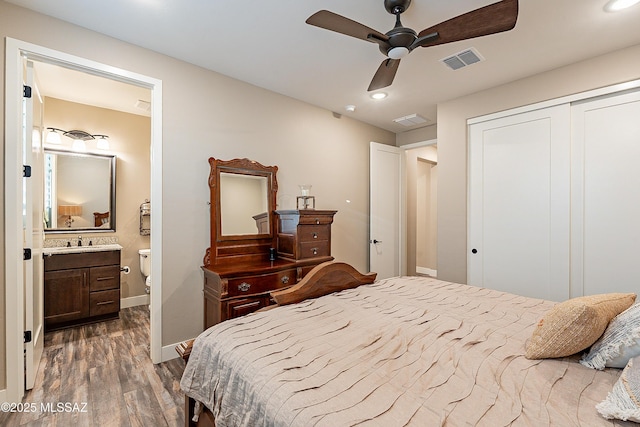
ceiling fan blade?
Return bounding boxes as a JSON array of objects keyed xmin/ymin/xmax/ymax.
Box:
[
  {"xmin": 368, "ymin": 59, "xmax": 400, "ymax": 92},
  {"xmin": 417, "ymin": 0, "xmax": 518, "ymax": 47},
  {"xmin": 306, "ymin": 10, "xmax": 389, "ymax": 45}
]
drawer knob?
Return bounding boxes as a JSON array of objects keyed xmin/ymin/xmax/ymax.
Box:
[
  {"xmin": 313, "ymin": 233, "xmax": 318, "ymax": 239},
  {"xmin": 238, "ymin": 282, "xmax": 251, "ymax": 292},
  {"xmin": 315, "ymin": 218, "xmax": 320, "ymax": 224},
  {"xmin": 281, "ymin": 276, "xmax": 289, "ymax": 285},
  {"xmin": 312, "ymin": 248, "xmax": 318, "ymax": 255}
]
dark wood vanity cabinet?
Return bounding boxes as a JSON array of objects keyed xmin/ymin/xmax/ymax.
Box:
[
  {"xmin": 44, "ymin": 250, "xmax": 121, "ymax": 330},
  {"xmin": 201, "ymin": 157, "xmax": 336, "ymax": 329}
]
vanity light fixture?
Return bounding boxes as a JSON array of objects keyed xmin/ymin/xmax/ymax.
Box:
[
  {"xmin": 370, "ymin": 92, "xmax": 388, "ymax": 100},
  {"xmin": 46, "ymin": 128, "xmax": 110, "ymax": 150},
  {"xmin": 604, "ymin": 0, "xmax": 640, "ymax": 11},
  {"xmin": 95, "ymin": 136, "xmax": 110, "ymax": 150},
  {"xmin": 45, "ymin": 128, "xmax": 62, "ymax": 144}
]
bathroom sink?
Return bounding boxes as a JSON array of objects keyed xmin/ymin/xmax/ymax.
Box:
[{"xmin": 42, "ymin": 243, "xmax": 123, "ymax": 255}]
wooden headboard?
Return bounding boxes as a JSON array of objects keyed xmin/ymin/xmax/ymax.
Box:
[
  {"xmin": 270, "ymin": 261, "xmax": 377, "ymax": 306},
  {"xmin": 93, "ymin": 211, "xmax": 109, "ymax": 227}
]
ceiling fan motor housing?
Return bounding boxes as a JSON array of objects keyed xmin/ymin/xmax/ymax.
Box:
[{"xmin": 381, "ymin": 26, "xmax": 416, "ymax": 58}]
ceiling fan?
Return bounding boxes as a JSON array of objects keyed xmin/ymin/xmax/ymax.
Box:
[{"xmin": 306, "ymin": 0, "xmax": 518, "ymax": 91}]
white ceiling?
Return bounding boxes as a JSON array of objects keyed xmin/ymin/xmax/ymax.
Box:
[{"xmin": 8, "ymin": 0, "xmax": 640, "ymax": 133}]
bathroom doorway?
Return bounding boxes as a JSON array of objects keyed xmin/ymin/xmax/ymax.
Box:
[{"xmin": 5, "ymin": 38, "xmax": 163, "ymax": 403}]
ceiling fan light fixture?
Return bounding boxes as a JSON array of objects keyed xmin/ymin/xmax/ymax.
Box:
[
  {"xmin": 370, "ymin": 92, "xmax": 388, "ymax": 100},
  {"xmin": 387, "ymin": 46, "xmax": 409, "ymax": 59},
  {"xmin": 604, "ymin": 0, "xmax": 640, "ymax": 11}
]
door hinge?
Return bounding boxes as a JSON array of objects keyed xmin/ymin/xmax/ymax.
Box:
[
  {"xmin": 23, "ymin": 165, "xmax": 32, "ymax": 178},
  {"xmin": 23, "ymin": 85, "xmax": 32, "ymax": 98},
  {"xmin": 24, "ymin": 330, "xmax": 32, "ymax": 344},
  {"xmin": 23, "ymin": 248, "xmax": 32, "ymax": 260}
]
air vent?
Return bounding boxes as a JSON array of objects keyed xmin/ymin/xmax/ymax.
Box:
[
  {"xmin": 135, "ymin": 99, "xmax": 151, "ymax": 111},
  {"xmin": 441, "ymin": 48, "xmax": 484, "ymax": 71},
  {"xmin": 393, "ymin": 113, "xmax": 430, "ymax": 127}
]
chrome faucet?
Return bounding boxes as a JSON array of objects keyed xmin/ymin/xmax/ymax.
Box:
[{"xmin": 78, "ymin": 236, "xmax": 83, "ymax": 247}]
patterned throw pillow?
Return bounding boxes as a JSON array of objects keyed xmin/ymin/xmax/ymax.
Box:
[
  {"xmin": 581, "ymin": 303, "xmax": 640, "ymax": 369},
  {"xmin": 597, "ymin": 356, "xmax": 640, "ymax": 422},
  {"xmin": 525, "ymin": 293, "xmax": 636, "ymax": 359}
]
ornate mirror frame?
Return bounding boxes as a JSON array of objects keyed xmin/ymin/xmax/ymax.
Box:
[{"xmin": 204, "ymin": 157, "xmax": 278, "ymax": 268}]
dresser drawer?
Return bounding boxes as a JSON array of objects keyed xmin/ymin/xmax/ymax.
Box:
[
  {"xmin": 298, "ymin": 225, "xmax": 329, "ymax": 242},
  {"xmin": 299, "ymin": 241, "xmax": 330, "ymax": 259},
  {"xmin": 90, "ymin": 265, "xmax": 120, "ymax": 291},
  {"xmin": 227, "ymin": 269, "xmax": 296, "ymax": 297},
  {"xmin": 89, "ymin": 289, "xmax": 120, "ymax": 316},
  {"xmin": 225, "ymin": 296, "xmax": 270, "ymax": 319},
  {"xmin": 298, "ymin": 215, "xmax": 334, "ymax": 225}
]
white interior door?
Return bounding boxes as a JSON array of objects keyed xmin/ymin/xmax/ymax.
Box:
[
  {"xmin": 571, "ymin": 89, "xmax": 640, "ymax": 297},
  {"xmin": 370, "ymin": 142, "xmax": 402, "ymax": 279},
  {"xmin": 468, "ymin": 105, "xmax": 571, "ymax": 301},
  {"xmin": 23, "ymin": 60, "xmax": 45, "ymax": 390}
]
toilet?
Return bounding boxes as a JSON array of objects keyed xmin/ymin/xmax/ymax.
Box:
[{"xmin": 138, "ymin": 249, "xmax": 151, "ymax": 307}]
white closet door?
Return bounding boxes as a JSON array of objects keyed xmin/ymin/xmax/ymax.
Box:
[
  {"xmin": 571, "ymin": 90, "xmax": 640, "ymax": 297},
  {"xmin": 468, "ymin": 105, "xmax": 571, "ymax": 301}
]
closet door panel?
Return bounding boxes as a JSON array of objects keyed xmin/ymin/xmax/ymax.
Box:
[
  {"xmin": 571, "ymin": 90, "xmax": 640, "ymax": 297},
  {"xmin": 468, "ymin": 105, "xmax": 571, "ymax": 301}
]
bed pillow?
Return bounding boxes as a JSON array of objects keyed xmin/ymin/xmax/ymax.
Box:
[
  {"xmin": 581, "ymin": 303, "xmax": 640, "ymax": 370},
  {"xmin": 525, "ymin": 293, "xmax": 636, "ymax": 360},
  {"xmin": 596, "ymin": 356, "xmax": 640, "ymax": 422}
]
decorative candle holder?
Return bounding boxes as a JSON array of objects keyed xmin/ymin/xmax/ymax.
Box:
[{"xmin": 297, "ymin": 185, "xmax": 315, "ymax": 210}]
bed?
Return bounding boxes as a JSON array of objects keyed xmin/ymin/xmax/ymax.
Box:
[{"xmin": 180, "ymin": 262, "xmax": 637, "ymax": 426}]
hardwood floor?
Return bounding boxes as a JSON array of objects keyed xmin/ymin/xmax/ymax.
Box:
[{"xmin": 1, "ymin": 306, "xmax": 186, "ymax": 426}]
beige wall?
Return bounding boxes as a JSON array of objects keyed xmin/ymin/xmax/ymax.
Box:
[
  {"xmin": 437, "ymin": 43, "xmax": 640, "ymax": 284},
  {"xmin": 0, "ymin": 1, "xmax": 395, "ymax": 390},
  {"xmin": 397, "ymin": 124, "xmax": 437, "ymax": 146},
  {"xmin": 43, "ymin": 97, "xmax": 152, "ymax": 299}
]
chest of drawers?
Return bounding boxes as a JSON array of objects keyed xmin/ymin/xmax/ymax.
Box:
[{"xmin": 275, "ymin": 210, "xmax": 336, "ymax": 262}]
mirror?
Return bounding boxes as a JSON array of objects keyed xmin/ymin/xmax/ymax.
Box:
[
  {"xmin": 44, "ymin": 149, "xmax": 116, "ymax": 233},
  {"xmin": 205, "ymin": 157, "xmax": 278, "ymax": 268},
  {"xmin": 219, "ymin": 172, "xmax": 269, "ymax": 235}
]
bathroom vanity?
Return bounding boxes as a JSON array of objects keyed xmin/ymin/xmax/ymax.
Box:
[{"xmin": 43, "ymin": 245, "xmax": 121, "ymax": 331}]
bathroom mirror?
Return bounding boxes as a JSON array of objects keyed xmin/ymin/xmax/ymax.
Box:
[{"xmin": 44, "ymin": 149, "xmax": 116, "ymax": 233}]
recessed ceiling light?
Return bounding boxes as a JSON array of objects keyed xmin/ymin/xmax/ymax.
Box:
[
  {"xmin": 345, "ymin": 105, "xmax": 356, "ymax": 112},
  {"xmin": 604, "ymin": 0, "xmax": 640, "ymax": 12},
  {"xmin": 370, "ymin": 92, "xmax": 387, "ymax": 100}
]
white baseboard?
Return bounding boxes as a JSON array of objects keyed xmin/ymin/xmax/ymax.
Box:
[
  {"xmin": 162, "ymin": 340, "xmax": 195, "ymax": 363},
  {"xmin": 121, "ymin": 294, "xmax": 149, "ymax": 309},
  {"xmin": 416, "ymin": 267, "xmax": 437, "ymax": 277},
  {"xmin": 0, "ymin": 388, "xmax": 6, "ymax": 403}
]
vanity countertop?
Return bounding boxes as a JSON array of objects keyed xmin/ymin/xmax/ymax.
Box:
[{"xmin": 42, "ymin": 243, "xmax": 123, "ymax": 255}]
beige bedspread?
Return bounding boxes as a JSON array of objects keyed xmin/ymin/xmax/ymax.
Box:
[{"xmin": 181, "ymin": 276, "xmax": 633, "ymax": 426}]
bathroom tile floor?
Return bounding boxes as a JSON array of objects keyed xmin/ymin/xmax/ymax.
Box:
[{"xmin": 0, "ymin": 306, "xmax": 186, "ymax": 426}]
